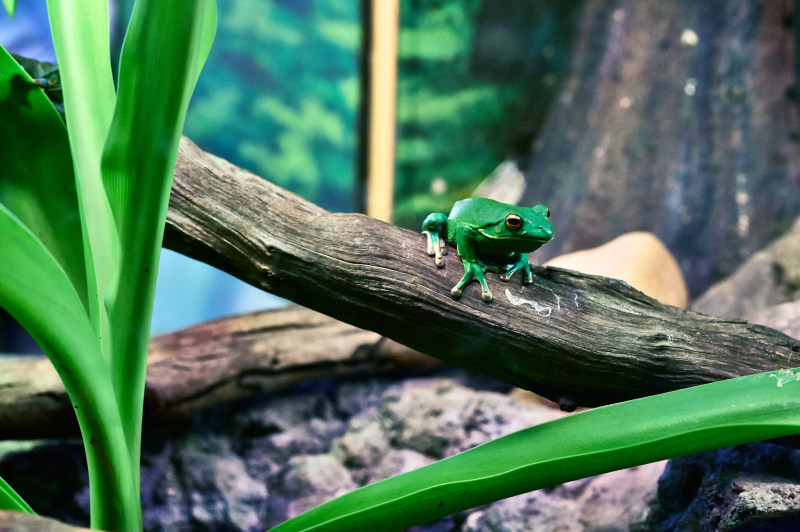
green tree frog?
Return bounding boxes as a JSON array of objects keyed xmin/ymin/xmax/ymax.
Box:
[{"xmin": 422, "ymin": 198, "xmax": 554, "ymax": 302}]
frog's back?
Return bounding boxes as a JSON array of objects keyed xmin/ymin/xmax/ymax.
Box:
[{"xmin": 449, "ymin": 198, "xmax": 510, "ymax": 223}]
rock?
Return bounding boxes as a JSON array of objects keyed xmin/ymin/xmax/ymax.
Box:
[
  {"xmin": 140, "ymin": 441, "xmax": 185, "ymax": 532},
  {"xmin": 369, "ymin": 449, "xmax": 435, "ymax": 484},
  {"xmin": 692, "ymin": 217, "xmax": 800, "ymax": 319},
  {"xmin": 462, "ymin": 493, "xmax": 580, "ymax": 531},
  {"xmin": 545, "ymin": 231, "xmax": 689, "ymax": 308},
  {"xmin": 719, "ymin": 479, "xmax": 800, "ymax": 531},
  {"xmin": 333, "ymin": 408, "xmax": 391, "ymax": 474},
  {"xmin": 643, "ymin": 442, "xmax": 800, "ymax": 531},
  {"xmin": 278, "ymin": 454, "xmax": 357, "ymax": 520},
  {"xmin": 462, "ymin": 461, "xmax": 665, "ymax": 531},
  {"xmin": 743, "ymin": 301, "xmax": 800, "ymax": 339},
  {"xmin": 178, "ymin": 437, "xmax": 267, "ymax": 532},
  {"xmin": 0, "ymin": 511, "xmax": 92, "ymax": 532},
  {"xmin": 15, "ymin": 375, "xmax": 785, "ymax": 531},
  {"xmin": 378, "ymin": 378, "xmax": 564, "ymax": 459}
]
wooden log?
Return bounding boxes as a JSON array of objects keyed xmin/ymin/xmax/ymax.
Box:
[
  {"xmin": 0, "ymin": 306, "xmax": 439, "ymax": 440},
  {"xmin": 162, "ymin": 137, "xmax": 800, "ymax": 410}
]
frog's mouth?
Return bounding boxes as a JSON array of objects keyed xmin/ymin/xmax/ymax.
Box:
[{"xmin": 477, "ymin": 229, "xmax": 554, "ymax": 243}]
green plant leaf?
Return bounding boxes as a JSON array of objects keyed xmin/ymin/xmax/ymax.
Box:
[
  {"xmin": 46, "ymin": 0, "xmax": 120, "ymax": 348},
  {"xmin": 0, "ymin": 206, "xmax": 103, "ymax": 387},
  {"xmin": 101, "ymin": 0, "xmax": 217, "ymax": 468},
  {"xmin": 274, "ymin": 369, "xmax": 800, "ymax": 531},
  {"xmin": 0, "ymin": 474, "xmax": 33, "ymax": 514},
  {"xmin": 0, "ymin": 45, "xmax": 88, "ymax": 310},
  {"xmin": 2, "ymin": 0, "xmax": 16, "ymax": 18},
  {"xmin": 0, "ymin": 204, "xmax": 138, "ymax": 531}
]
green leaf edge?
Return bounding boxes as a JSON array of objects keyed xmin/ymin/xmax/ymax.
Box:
[
  {"xmin": 0, "ymin": 205, "xmax": 138, "ymax": 530},
  {"xmin": 0, "ymin": 474, "xmax": 33, "ymax": 514},
  {"xmin": 274, "ymin": 369, "xmax": 800, "ymax": 531},
  {"xmin": 0, "ymin": 45, "xmax": 89, "ymax": 312},
  {"xmin": 101, "ymin": 0, "xmax": 217, "ymax": 471},
  {"xmin": 45, "ymin": 0, "xmax": 120, "ymax": 356}
]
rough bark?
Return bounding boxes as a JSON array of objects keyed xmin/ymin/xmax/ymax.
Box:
[
  {"xmin": 521, "ymin": 0, "xmax": 800, "ymax": 297},
  {"xmin": 161, "ymin": 137, "xmax": 800, "ymax": 410},
  {"xmin": 0, "ymin": 306, "xmax": 439, "ymax": 440}
]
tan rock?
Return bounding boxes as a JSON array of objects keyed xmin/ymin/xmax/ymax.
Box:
[
  {"xmin": 545, "ymin": 231, "xmax": 688, "ymax": 308},
  {"xmin": 0, "ymin": 511, "xmax": 93, "ymax": 532}
]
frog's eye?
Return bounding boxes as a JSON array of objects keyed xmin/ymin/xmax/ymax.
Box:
[
  {"xmin": 546, "ymin": 208, "xmax": 551, "ymax": 219},
  {"xmin": 505, "ymin": 214, "xmax": 523, "ymax": 230}
]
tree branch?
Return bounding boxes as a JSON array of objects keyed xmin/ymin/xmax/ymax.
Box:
[
  {"xmin": 163, "ymin": 137, "xmax": 800, "ymax": 409},
  {"xmin": 0, "ymin": 306, "xmax": 439, "ymax": 440}
]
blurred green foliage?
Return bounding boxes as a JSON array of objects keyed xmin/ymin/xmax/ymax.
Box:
[
  {"xmin": 393, "ymin": 0, "xmax": 580, "ymax": 229},
  {"xmin": 184, "ymin": 0, "xmax": 361, "ymax": 212},
  {"xmin": 184, "ymin": 0, "xmax": 580, "ymax": 221}
]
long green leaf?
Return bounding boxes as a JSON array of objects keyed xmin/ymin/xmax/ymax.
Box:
[
  {"xmin": 0, "ymin": 205, "xmax": 138, "ymax": 530},
  {"xmin": 1, "ymin": 0, "xmax": 15, "ymax": 18},
  {"xmin": 0, "ymin": 474, "xmax": 33, "ymax": 514},
  {"xmin": 46, "ymin": 0, "xmax": 119, "ymax": 352},
  {"xmin": 0, "ymin": 46, "xmax": 88, "ymax": 309},
  {"xmin": 100, "ymin": 0, "xmax": 216, "ymax": 490},
  {"xmin": 274, "ymin": 368, "xmax": 800, "ymax": 531}
]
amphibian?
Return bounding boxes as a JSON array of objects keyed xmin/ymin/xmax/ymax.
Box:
[{"xmin": 422, "ymin": 198, "xmax": 553, "ymax": 301}]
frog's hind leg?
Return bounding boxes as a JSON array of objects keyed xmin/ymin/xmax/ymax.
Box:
[
  {"xmin": 451, "ymin": 262, "xmax": 492, "ymax": 301},
  {"xmin": 422, "ymin": 213, "xmax": 448, "ymax": 267},
  {"xmin": 452, "ymin": 225, "xmax": 493, "ymax": 301}
]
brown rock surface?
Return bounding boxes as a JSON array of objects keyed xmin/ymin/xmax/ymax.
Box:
[{"xmin": 545, "ymin": 231, "xmax": 688, "ymax": 308}]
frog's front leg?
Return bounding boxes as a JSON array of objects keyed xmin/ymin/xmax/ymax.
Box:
[
  {"xmin": 452, "ymin": 224, "xmax": 492, "ymax": 302},
  {"xmin": 421, "ymin": 212, "xmax": 448, "ymax": 267},
  {"xmin": 500, "ymin": 252, "xmax": 533, "ymax": 284}
]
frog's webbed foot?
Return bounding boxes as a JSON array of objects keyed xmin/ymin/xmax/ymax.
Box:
[
  {"xmin": 452, "ymin": 260, "xmax": 492, "ymax": 301},
  {"xmin": 423, "ymin": 230, "xmax": 446, "ymax": 267}
]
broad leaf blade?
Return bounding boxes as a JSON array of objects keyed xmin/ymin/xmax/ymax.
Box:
[
  {"xmin": 0, "ymin": 205, "xmax": 139, "ymax": 531},
  {"xmin": 0, "ymin": 46, "xmax": 87, "ymax": 309},
  {"xmin": 46, "ymin": 0, "xmax": 120, "ymax": 341},
  {"xmin": 101, "ymin": 0, "xmax": 216, "ymax": 452},
  {"xmin": 274, "ymin": 369, "xmax": 800, "ymax": 531},
  {"xmin": 0, "ymin": 204, "xmax": 104, "ymax": 387},
  {"xmin": 0, "ymin": 475, "xmax": 32, "ymax": 513}
]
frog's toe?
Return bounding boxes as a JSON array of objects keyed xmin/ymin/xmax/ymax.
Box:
[
  {"xmin": 435, "ymin": 257, "xmax": 446, "ymax": 268},
  {"xmin": 450, "ymin": 286, "xmax": 463, "ymax": 299},
  {"xmin": 481, "ymin": 289, "xmax": 493, "ymax": 302},
  {"xmin": 523, "ymin": 272, "xmax": 533, "ymax": 284},
  {"xmin": 500, "ymin": 272, "xmax": 512, "ymax": 282}
]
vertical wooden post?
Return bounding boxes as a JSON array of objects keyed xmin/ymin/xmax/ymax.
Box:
[{"xmin": 365, "ymin": 0, "xmax": 399, "ymax": 222}]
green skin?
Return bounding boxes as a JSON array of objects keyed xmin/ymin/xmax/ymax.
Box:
[{"xmin": 422, "ymin": 198, "xmax": 554, "ymax": 302}]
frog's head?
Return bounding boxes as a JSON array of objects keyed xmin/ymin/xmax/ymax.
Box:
[{"xmin": 480, "ymin": 203, "xmax": 554, "ymax": 252}]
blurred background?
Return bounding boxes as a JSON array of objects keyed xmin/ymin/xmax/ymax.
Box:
[
  {"xmin": 1, "ymin": 0, "xmax": 579, "ymax": 347},
  {"xmin": 1, "ymin": 0, "xmax": 798, "ymax": 348}
]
